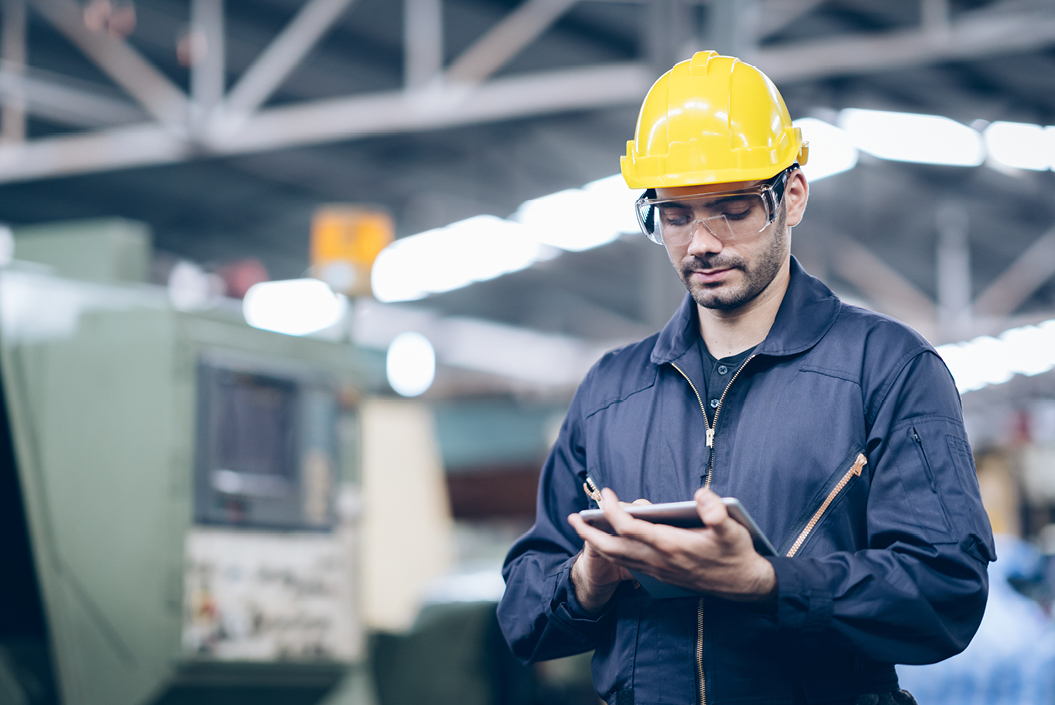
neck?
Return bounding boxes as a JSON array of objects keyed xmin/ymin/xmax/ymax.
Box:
[{"xmin": 697, "ymin": 257, "xmax": 791, "ymax": 359}]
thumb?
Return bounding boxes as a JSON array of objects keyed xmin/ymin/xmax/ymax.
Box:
[{"xmin": 694, "ymin": 488, "xmax": 733, "ymax": 536}]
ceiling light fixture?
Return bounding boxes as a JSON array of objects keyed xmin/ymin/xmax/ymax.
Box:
[
  {"xmin": 838, "ymin": 108, "xmax": 985, "ymax": 167},
  {"xmin": 243, "ymin": 278, "xmax": 347, "ymax": 336},
  {"xmin": 984, "ymin": 121, "xmax": 1055, "ymax": 172},
  {"xmin": 371, "ymin": 215, "xmax": 549, "ymax": 303},
  {"xmin": 513, "ymin": 174, "xmax": 639, "ymax": 252},
  {"xmin": 793, "ymin": 118, "xmax": 858, "ymax": 181},
  {"xmin": 386, "ymin": 331, "xmax": 436, "ymax": 397},
  {"xmin": 937, "ymin": 319, "xmax": 1055, "ymax": 394}
]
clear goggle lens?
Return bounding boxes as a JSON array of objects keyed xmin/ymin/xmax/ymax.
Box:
[
  {"xmin": 634, "ymin": 167, "xmax": 793, "ymax": 246},
  {"xmin": 635, "ymin": 192, "xmax": 774, "ymax": 246}
]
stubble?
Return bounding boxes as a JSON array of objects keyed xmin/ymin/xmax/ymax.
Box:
[{"xmin": 676, "ymin": 206, "xmax": 789, "ymax": 311}]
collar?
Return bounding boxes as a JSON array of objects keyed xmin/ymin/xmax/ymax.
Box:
[{"xmin": 650, "ymin": 256, "xmax": 841, "ymax": 365}]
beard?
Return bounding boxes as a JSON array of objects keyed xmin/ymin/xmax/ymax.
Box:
[{"xmin": 675, "ymin": 206, "xmax": 789, "ymax": 311}]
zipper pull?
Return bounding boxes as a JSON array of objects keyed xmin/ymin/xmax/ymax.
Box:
[
  {"xmin": 706, "ymin": 429, "xmax": 715, "ymax": 447},
  {"xmin": 583, "ymin": 477, "xmax": 603, "ymax": 506},
  {"xmin": 851, "ymin": 453, "xmax": 867, "ymax": 477}
]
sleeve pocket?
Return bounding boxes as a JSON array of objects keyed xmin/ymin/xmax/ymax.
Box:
[
  {"xmin": 890, "ymin": 424, "xmax": 955, "ymax": 544},
  {"xmin": 944, "ymin": 434, "xmax": 996, "ymax": 562}
]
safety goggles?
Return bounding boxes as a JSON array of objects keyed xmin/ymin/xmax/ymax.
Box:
[{"xmin": 635, "ymin": 166, "xmax": 793, "ymax": 246}]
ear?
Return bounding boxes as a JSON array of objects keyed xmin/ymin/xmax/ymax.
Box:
[{"xmin": 784, "ymin": 169, "xmax": 809, "ymax": 228}]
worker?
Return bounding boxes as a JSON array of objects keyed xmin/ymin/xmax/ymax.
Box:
[{"xmin": 497, "ymin": 51, "xmax": 993, "ymax": 705}]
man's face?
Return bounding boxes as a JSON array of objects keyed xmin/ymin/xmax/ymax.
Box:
[{"xmin": 656, "ymin": 173, "xmax": 805, "ymax": 312}]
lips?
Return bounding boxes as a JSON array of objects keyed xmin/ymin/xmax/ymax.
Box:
[{"xmin": 691, "ymin": 268, "xmax": 732, "ymax": 284}]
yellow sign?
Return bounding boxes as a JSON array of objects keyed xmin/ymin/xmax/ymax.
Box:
[{"xmin": 310, "ymin": 206, "xmax": 393, "ymax": 296}]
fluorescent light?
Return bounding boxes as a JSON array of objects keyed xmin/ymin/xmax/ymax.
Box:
[
  {"xmin": 513, "ymin": 174, "xmax": 639, "ymax": 252},
  {"xmin": 838, "ymin": 109, "xmax": 984, "ymax": 166},
  {"xmin": 984, "ymin": 121, "xmax": 1055, "ymax": 171},
  {"xmin": 243, "ymin": 278, "xmax": 347, "ymax": 336},
  {"xmin": 793, "ymin": 118, "xmax": 858, "ymax": 181},
  {"xmin": 437, "ymin": 316, "xmax": 607, "ymax": 386},
  {"xmin": 371, "ymin": 215, "xmax": 546, "ymax": 303},
  {"xmin": 583, "ymin": 174, "xmax": 641, "ymax": 236},
  {"xmin": 353, "ymin": 299, "xmax": 609, "ymax": 388},
  {"xmin": 937, "ymin": 319, "xmax": 1055, "ymax": 393},
  {"xmin": 386, "ymin": 331, "xmax": 436, "ymax": 397}
]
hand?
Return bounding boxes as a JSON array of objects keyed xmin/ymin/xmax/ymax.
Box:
[
  {"xmin": 567, "ymin": 498, "xmax": 651, "ymax": 615},
  {"xmin": 568, "ymin": 488, "xmax": 776, "ymax": 602}
]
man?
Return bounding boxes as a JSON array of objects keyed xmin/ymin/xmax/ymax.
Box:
[{"xmin": 497, "ymin": 51, "xmax": 994, "ymax": 705}]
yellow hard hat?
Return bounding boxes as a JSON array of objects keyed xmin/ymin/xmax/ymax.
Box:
[{"xmin": 621, "ymin": 51, "xmax": 808, "ymax": 189}]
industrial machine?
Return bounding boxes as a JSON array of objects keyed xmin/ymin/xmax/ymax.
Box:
[{"xmin": 0, "ymin": 220, "xmax": 372, "ymax": 705}]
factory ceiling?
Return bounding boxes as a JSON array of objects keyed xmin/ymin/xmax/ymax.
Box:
[{"xmin": 0, "ymin": 0, "xmax": 1054, "ymax": 396}]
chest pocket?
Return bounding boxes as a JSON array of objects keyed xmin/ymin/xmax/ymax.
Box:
[{"xmin": 778, "ymin": 448, "xmax": 868, "ymax": 557}]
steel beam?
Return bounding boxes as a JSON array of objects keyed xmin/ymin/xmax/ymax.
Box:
[
  {"xmin": 224, "ymin": 0, "xmax": 357, "ymax": 116},
  {"xmin": 758, "ymin": 5, "xmax": 1055, "ymax": 83},
  {"xmin": 936, "ymin": 204, "xmax": 972, "ymax": 339},
  {"xmin": 974, "ymin": 225, "xmax": 1055, "ymax": 318},
  {"xmin": 706, "ymin": 0, "xmax": 757, "ymax": 62},
  {"xmin": 755, "ymin": 0, "xmax": 823, "ymax": 38},
  {"xmin": 0, "ymin": 124, "xmax": 188, "ymax": 182},
  {"xmin": 191, "ymin": 0, "xmax": 225, "ymax": 122},
  {"xmin": 920, "ymin": 0, "xmax": 951, "ymax": 36},
  {"xmin": 829, "ymin": 235, "xmax": 938, "ymax": 333},
  {"xmin": 0, "ymin": 63, "xmax": 652, "ymax": 182},
  {"xmin": 445, "ymin": 0, "xmax": 580, "ymax": 84},
  {"xmin": 217, "ymin": 62, "xmax": 651, "ymax": 153},
  {"xmin": 404, "ymin": 0, "xmax": 443, "ymax": 89},
  {"xmin": 0, "ymin": 70, "xmax": 145, "ymax": 127},
  {"xmin": 1, "ymin": 0, "xmax": 26, "ymax": 142},
  {"xmin": 31, "ymin": 0, "xmax": 189, "ymax": 126}
]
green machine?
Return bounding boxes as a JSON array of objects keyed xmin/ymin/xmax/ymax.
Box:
[{"xmin": 1, "ymin": 220, "xmax": 375, "ymax": 705}]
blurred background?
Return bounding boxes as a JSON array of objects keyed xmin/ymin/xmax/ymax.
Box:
[{"xmin": 1, "ymin": 0, "xmax": 1055, "ymax": 704}]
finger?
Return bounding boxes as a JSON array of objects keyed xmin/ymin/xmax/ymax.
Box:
[
  {"xmin": 602, "ymin": 489, "xmax": 663, "ymax": 539},
  {"xmin": 694, "ymin": 488, "xmax": 734, "ymax": 536},
  {"xmin": 571, "ymin": 506, "xmax": 671, "ymax": 566},
  {"xmin": 630, "ymin": 498, "xmax": 653, "ymax": 506},
  {"xmin": 569, "ymin": 512, "xmax": 635, "ymax": 556}
]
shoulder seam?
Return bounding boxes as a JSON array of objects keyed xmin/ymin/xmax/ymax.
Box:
[{"xmin": 867, "ymin": 347, "xmax": 937, "ymax": 426}]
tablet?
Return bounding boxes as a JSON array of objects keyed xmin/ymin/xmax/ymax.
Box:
[
  {"xmin": 578, "ymin": 497, "xmax": 777, "ymax": 600},
  {"xmin": 579, "ymin": 497, "xmax": 776, "ymax": 557}
]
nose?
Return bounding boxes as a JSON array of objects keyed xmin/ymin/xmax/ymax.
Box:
[{"xmin": 685, "ymin": 219, "xmax": 724, "ymax": 257}]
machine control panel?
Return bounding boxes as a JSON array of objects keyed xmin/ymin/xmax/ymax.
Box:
[{"xmin": 182, "ymin": 528, "xmax": 360, "ymax": 662}]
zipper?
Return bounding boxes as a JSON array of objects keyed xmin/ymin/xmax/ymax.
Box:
[
  {"xmin": 785, "ymin": 453, "xmax": 867, "ymax": 558},
  {"xmin": 670, "ymin": 362, "xmax": 712, "ymax": 473},
  {"xmin": 696, "ymin": 598, "xmax": 706, "ymax": 705},
  {"xmin": 672, "ymin": 354, "xmax": 755, "ymax": 705},
  {"xmin": 583, "ymin": 476, "xmax": 603, "ymax": 506},
  {"xmin": 911, "ymin": 429, "xmax": 936, "ymax": 490}
]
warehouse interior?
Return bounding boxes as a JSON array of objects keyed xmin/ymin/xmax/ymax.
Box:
[{"xmin": 1, "ymin": 0, "xmax": 1055, "ymax": 703}]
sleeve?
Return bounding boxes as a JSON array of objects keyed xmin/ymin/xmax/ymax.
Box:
[
  {"xmin": 766, "ymin": 350, "xmax": 996, "ymax": 665},
  {"xmin": 496, "ymin": 368, "xmax": 620, "ymax": 664}
]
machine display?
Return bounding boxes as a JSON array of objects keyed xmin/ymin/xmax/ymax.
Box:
[{"xmin": 194, "ymin": 360, "xmax": 339, "ymax": 530}]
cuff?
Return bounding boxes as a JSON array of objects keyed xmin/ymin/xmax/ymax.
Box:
[
  {"xmin": 767, "ymin": 556, "xmax": 834, "ymax": 634},
  {"xmin": 548, "ymin": 555, "xmax": 617, "ymax": 635}
]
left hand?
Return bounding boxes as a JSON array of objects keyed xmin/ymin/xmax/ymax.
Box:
[{"xmin": 566, "ymin": 487, "xmax": 777, "ymax": 602}]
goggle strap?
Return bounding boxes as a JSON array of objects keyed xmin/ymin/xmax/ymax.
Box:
[{"xmin": 642, "ymin": 189, "xmax": 656, "ymax": 234}]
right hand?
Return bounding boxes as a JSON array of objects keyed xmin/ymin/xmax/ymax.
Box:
[{"xmin": 568, "ymin": 499, "xmax": 651, "ymax": 614}]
